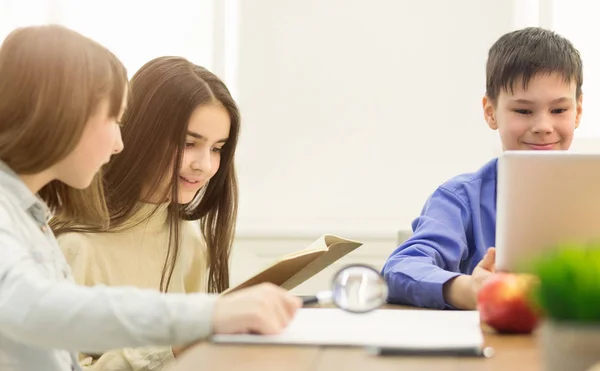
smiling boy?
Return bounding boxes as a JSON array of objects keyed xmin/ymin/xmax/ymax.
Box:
[{"xmin": 382, "ymin": 27, "xmax": 583, "ymax": 310}]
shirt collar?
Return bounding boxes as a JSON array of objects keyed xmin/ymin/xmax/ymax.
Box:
[{"xmin": 0, "ymin": 160, "xmax": 53, "ymax": 226}]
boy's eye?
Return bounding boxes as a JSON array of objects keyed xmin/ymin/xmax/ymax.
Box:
[
  {"xmin": 551, "ymin": 108, "xmax": 568, "ymax": 114},
  {"xmin": 514, "ymin": 109, "xmax": 532, "ymax": 115}
]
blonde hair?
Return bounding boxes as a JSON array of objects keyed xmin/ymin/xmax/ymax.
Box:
[{"xmin": 0, "ymin": 25, "xmax": 128, "ymax": 226}]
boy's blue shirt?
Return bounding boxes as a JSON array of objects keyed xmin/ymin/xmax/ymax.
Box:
[{"xmin": 382, "ymin": 158, "xmax": 498, "ymax": 309}]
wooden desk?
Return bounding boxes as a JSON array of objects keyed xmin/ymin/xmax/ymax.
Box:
[{"xmin": 169, "ymin": 305, "xmax": 540, "ymax": 371}]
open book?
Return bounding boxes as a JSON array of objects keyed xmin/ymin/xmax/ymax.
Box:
[{"xmin": 224, "ymin": 234, "xmax": 363, "ymax": 294}]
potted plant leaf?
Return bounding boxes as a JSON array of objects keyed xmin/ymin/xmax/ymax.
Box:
[{"xmin": 528, "ymin": 242, "xmax": 600, "ymax": 371}]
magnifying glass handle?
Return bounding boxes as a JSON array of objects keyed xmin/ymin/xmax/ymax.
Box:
[
  {"xmin": 301, "ymin": 296, "xmax": 320, "ymax": 305},
  {"xmin": 300, "ymin": 291, "xmax": 333, "ymax": 306}
]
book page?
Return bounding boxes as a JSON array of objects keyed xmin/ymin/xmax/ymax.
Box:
[
  {"xmin": 222, "ymin": 250, "xmax": 324, "ymax": 294},
  {"xmin": 281, "ymin": 235, "xmax": 362, "ymax": 289},
  {"xmin": 223, "ymin": 235, "xmax": 362, "ymax": 294},
  {"xmin": 276, "ymin": 235, "xmax": 330, "ymax": 260}
]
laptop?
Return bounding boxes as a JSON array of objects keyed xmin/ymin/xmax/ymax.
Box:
[{"xmin": 495, "ymin": 151, "xmax": 600, "ymax": 272}]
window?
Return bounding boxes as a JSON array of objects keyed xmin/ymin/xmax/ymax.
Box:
[
  {"xmin": 54, "ymin": 0, "xmax": 216, "ymax": 77},
  {"xmin": 549, "ymin": 0, "xmax": 600, "ymax": 138},
  {"xmin": 0, "ymin": 0, "xmax": 54, "ymax": 40},
  {"xmin": 0, "ymin": 0, "xmax": 240, "ymax": 97}
]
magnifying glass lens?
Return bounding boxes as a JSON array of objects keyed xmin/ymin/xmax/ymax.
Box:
[{"xmin": 331, "ymin": 265, "xmax": 388, "ymax": 313}]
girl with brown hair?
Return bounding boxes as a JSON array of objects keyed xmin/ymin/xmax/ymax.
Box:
[
  {"xmin": 52, "ymin": 56, "xmax": 247, "ymax": 370},
  {"xmin": 0, "ymin": 25, "xmax": 300, "ymax": 371}
]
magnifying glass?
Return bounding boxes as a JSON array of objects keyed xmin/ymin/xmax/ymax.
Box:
[{"xmin": 301, "ymin": 264, "xmax": 388, "ymax": 313}]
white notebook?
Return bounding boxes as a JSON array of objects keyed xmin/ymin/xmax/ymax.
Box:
[{"xmin": 211, "ymin": 308, "xmax": 484, "ymax": 349}]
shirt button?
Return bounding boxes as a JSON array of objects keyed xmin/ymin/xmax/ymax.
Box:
[{"xmin": 41, "ymin": 226, "xmax": 47, "ymax": 233}]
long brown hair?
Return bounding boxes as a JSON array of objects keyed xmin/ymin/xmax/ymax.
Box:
[
  {"xmin": 0, "ymin": 25, "xmax": 127, "ymax": 223},
  {"xmin": 53, "ymin": 57, "xmax": 239, "ymax": 294}
]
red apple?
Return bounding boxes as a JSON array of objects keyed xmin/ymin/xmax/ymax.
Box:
[{"xmin": 477, "ymin": 273, "xmax": 540, "ymax": 334}]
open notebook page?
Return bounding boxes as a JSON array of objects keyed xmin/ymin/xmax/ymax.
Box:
[{"xmin": 212, "ymin": 308, "xmax": 484, "ymax": 349}]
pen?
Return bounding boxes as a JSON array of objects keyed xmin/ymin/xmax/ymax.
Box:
[
  {"xmin": 367, "ymin": 346, "xmax": 494, "ymax": 358},
  {"xmin": 301, "ymin": 296, "xmax": 319, "ymax": 305},
  {"xmin": 300, "ymin": 291, "xmax": 333, "ymax": 306}
]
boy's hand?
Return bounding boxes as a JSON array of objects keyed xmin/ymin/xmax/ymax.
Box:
[
  {"xmin": 443, "ymin": 247, "xmax": 496, "ymax": 310},
  {"xmin": 470, "ymin": 247, "xmax": 496, "ymax": 296},
  {"xmin": 212, "ymin": 283, "xmax": 302, "ymax": 335}
]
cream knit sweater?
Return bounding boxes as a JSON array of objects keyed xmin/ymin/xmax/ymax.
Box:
[{"xmin": 58, "ymin": 203, "xmax": 208, "ymax": 371}]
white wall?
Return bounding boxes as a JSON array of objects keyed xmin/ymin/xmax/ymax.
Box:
[
  {"xmin": 229, "ymin": 0, "xmax": 514, "ymax": 289},
  {"xmin": 233, "ymin": 0, "xmax": 516, "ymax": 240}
]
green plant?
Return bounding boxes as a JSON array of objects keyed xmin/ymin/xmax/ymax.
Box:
[{"xmin": 528, "ymin": 242, "xmax": 600, "ymax": 323}]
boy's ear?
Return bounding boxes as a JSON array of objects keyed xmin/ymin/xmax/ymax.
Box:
[
  {"xmin": 482, "ymin": 95, "xmax": 498, "ymax": 130},
  {"xmin": 575, "ymin": 94, "xmax": 583, "ymax": 129}
]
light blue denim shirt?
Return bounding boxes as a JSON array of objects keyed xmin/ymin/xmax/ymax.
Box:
[{"xmin": 0, "ymin": 161, "xmax": 218, "ymax": 371}]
